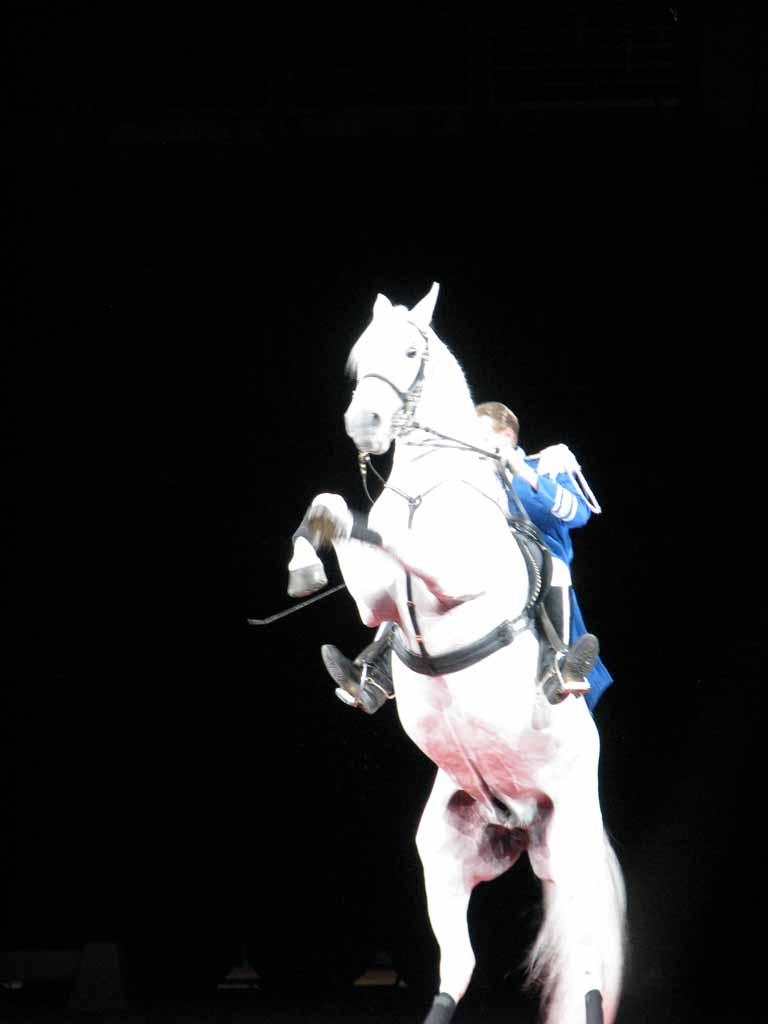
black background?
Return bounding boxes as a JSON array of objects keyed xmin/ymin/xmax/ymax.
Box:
[{"xmin": 4, "ymin": 3, "xmax": 765, "ymax": 1020}]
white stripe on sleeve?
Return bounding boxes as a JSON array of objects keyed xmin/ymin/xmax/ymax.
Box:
[{"xmin": 553, "ymin": 484, "xmax": 578, "ymax": 522}]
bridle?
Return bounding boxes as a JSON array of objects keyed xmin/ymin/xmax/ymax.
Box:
[
  {"xmin": 355, "ymin": 319, "xmax": 431, "ymax": 440},
  {"xmin": 354, "ymin": 319, "xmax": 434, "ymax": 506}
]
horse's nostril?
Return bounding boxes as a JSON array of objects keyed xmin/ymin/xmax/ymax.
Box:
[{"xmin": 345, "ymin": 406, "xmax": 383, "ymax": 440}]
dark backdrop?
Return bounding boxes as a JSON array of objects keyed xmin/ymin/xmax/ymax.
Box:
[{"xmin": 4, "ymin": 4, "xmax": 764, "ymax": 1018}]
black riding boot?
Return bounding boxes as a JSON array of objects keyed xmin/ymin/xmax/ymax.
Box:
[
  {"xmin": 537, "ymin": 585, "xmax": 599, "ymax": 705},
  {"xmin": 320, "ymin": 623, "xmax": 395, "ymax": 715},
  {"xmin": 539, "ymin": 633, "xmax": 599, "ymax": 705}
]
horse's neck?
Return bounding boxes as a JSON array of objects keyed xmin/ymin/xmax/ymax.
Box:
[
  {"xmin": 387, "ymin": 337, "xmax": 499, "ymax": 499},
  {"xmin": 389, "ymin": 432, "xmax": 502, "ymax": 504}
]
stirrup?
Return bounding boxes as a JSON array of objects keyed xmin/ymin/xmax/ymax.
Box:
[
  {"xmin": 541, "ymin": 661, "xmax": 592, "ymax": 704},
  {"xmin": 560, "ymin": 674, "xmax": 592, "ymax": 699},
  {"xmin": 321, "ymin": 645, "xmax": 391, "ymax": 715},
  {"xmin": 541, "ymin": 634, "xmax": 598, "ymax": 704},
  {"xmin": 358, "ymin": 663, "xmax": 395, "ymax": 712},
  {"xmin": 541, "ymin": 660, "xmax": 570, "ymax": 705}
]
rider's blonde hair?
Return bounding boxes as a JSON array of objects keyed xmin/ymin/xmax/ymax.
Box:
[{"xmin": 475, "ymin": 401, "xmax": 520, "ymax": 441}]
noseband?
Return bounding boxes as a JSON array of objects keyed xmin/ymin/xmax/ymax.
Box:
[{"xmin": 357, "ymin": 320, "xmax": 430, "ymax": 438}]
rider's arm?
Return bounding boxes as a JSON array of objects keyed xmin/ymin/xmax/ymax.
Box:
[{"xmin": 516, "ymin": 470, "xmax": 591, "ymax": 530}]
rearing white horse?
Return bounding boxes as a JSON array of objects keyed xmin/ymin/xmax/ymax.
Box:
[{"xmin": 288, "ymin": 283, "xmax": 626, "ymax": 1024}]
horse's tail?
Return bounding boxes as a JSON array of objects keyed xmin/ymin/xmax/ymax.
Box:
[{"xmin": 526, "ymin": 830, "xmax": 627, "ymax": 1024}]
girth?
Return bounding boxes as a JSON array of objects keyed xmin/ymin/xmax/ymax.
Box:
[{"xmin": 391, "ymin": 613, "xmax": 532, "ymax": 677}]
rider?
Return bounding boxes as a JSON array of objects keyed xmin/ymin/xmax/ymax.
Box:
[{"xmin": 320, "ymin": 401, "xmax": 613, "ymax": 714}]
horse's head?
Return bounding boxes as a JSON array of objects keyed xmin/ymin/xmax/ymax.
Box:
[{"xmin": 344, "ymin": 283, "xmax": 440, "ymax": 454}]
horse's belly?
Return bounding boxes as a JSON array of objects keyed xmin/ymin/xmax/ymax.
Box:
[{"xmin": 393, "ymin": 638, "xmax": 561, "ymax": 800}]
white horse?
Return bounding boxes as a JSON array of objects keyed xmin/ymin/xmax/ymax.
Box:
[{"xmin": 288, "ymin": 284, "xmax": 626, "ymax": 1024}]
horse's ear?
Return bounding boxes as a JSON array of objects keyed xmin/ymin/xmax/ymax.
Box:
[
  {"xmin": 373, "ymin": 293, "xmax": 393, "ymax": 317},
  {"xmin": 410, "ymin": 282, "xmax": 440, "ymax": 327}
]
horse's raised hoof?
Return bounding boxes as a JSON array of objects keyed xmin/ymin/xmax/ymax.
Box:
[
  {"xmin": 586, "ymin": 988, "xmax": 604, "ymax": 1024},
  {"xmin": 287, "ymin": 563, "xmax": 328, "ymax": 598},
  {"xmin": 422, "ymin": 993, "xmax": 457, "ymax": 1024}
]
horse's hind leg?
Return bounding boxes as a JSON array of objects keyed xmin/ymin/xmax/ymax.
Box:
[
  {"xmin": 527, "ymin": 778, "xmax": 626, "ymax": 1024},
  {"xmin": 586, "ymin": 988, "xmax": 604, "ymax": 1023},
  {"xmin": 415, "ymin": 769, "xmax": 524, "ymax": 1021}
]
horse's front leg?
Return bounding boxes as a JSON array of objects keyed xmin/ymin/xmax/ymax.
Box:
[
  {"xmin": 289, "ymin": 495, "xmax": 490, "ymax": 618},
  {"xmin": 287, "ymin": 494, "xmax": 352, "ymax": 598},
  {"xmin": 288, "ymin": 495, "xmax": 396, "ymax": 626},
  {"xmin": 289, "ymin": 492, "xmax": 375, "ymax": 597}
]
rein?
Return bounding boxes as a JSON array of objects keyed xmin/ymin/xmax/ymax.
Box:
[{"xmin": 408, "ymin": 421, "xmax": 536, "ymax": 525}]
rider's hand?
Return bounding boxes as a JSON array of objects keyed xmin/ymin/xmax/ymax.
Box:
[
  {"xmin": 503, "ymin": 448, "xmax": 539, "ymax": 491},
  {"xmin": 503, "ymin": 446, "xmax": 528, "ymax": 477}
]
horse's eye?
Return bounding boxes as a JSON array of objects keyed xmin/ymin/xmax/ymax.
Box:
[{"xmin": 406, "ymin": 346, "xmax": 418, "ymax": 358}]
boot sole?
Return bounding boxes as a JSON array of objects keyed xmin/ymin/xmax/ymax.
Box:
[
  {"xmin": 320, "ymin": 645, "xmax": 361, "ymax": 696},
  {"xmin": 561, "ymin": 633, "xmax": 599, "ymax": 683}
]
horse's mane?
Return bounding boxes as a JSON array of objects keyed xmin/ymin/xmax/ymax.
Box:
[{"xmin": 418, "ymin": 325, "xmax": 480, "ymax": 433}]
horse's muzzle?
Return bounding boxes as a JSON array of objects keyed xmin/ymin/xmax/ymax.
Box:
[{"xmin": 344, "ymin": 407, "xmax": 392, "ymax": 455}]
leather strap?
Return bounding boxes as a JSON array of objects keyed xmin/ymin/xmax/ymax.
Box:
[{"xmin": 391, "ymin": 614, "xmax": 531, "ymax": 676}]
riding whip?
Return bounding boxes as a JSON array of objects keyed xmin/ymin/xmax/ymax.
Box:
[{"xmin": 247, "ymin": 582, "xmax": 347, "ymax": 626}]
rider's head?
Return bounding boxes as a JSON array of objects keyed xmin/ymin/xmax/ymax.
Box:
[{"xmin": 475, "ymin": 401, "xmax": 519, "ymax": 454}]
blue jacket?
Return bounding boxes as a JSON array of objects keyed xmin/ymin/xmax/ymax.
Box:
[{"xmin": 506, "ymin": 454, "xmax": 613, "ymax": 712}]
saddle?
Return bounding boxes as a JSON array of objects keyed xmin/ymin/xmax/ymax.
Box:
[{"xmin": 508, "ymin": 515, "xmax": 551, "ymax": 615}]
